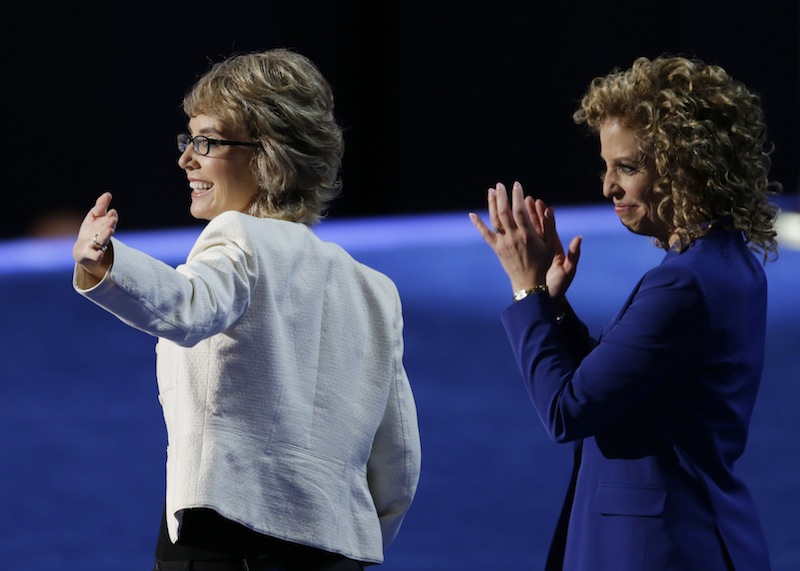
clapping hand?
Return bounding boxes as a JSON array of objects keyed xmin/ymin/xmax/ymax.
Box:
[{"xmin": 470, "ymin": 181, "xmax": 581, "ymax": 302}]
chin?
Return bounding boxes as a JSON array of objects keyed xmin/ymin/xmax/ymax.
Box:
[
  {"xmin": 620, "ymin": 219, "xmax": 641, "ymax": 234},
  {"xmin": 189, "ymin": 205, "xmax": 212, "ymax": 221}
]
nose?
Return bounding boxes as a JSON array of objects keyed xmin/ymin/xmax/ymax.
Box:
[
  {"xmin": 602, "ymin": 170, "xmax": 621, "ymax": 199},
  {"xmin": 178, "ymin": 146, "xmax": 197, "ymax": 170}
]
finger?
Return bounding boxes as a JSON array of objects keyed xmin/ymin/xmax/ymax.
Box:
[
  {"xmin": 565, "ymin": 235, "xmax": 582, "ymax": 270},
  {"xmin": 528, "ymin": 197, "xmax": 545, "ymax": 238},
  {"xmin": 535, "ymin": 205, "xmax": 559, "ymax": 258},
  {"xmin": 485, "ymin": 187, "xmax": 510, "ymax": 235},
  {"xmin": 558, "ymin": 235, "xmax": 582, "ymax": 281},
  {"xmin": 469, "ymin": 212, "xmax": 497, "ymax": 246},
  {"xmin": 74, "ymin": 225, "xmax": 105, "ymax": 262},
  {"xmin": 95, "ymin": 229, "xmax": 113, "ymax": 247},
  {"xmin": 546, "ymin": 205, "xmax": 567, "ymax": 256},
  {"xmin": 80, "ymin": 244, "xmax": 104, "ymax": 264},
  {"xmin": 90, "ymin": 205, "xmax": 119, "ymax": 248},
  {"xmin": 487, "ymin": 186, "xmax": 499, "ymax": 229},
  {"xmin": 509, "ymin": 182, "xmax": 532, "ymax": 232},
  {"xmin": 90, "ymin": 192, "xmax": 113, "ymax": 219},
  {"xmin": 506, "ymin": 181, "xmax": 534, "ymax": 233},
  {"xmin": 90, "ymin": 231, "xmax": 107, "ymax": 252},
  {"xmin": 495, "ymin": 182, "xmax": 517, "ymax": 234},
  {"xmin": 107, "ymin": 209, "xmax": 119, "ymax": 233}
]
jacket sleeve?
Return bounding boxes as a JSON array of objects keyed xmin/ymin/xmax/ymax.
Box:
[
  {"xmin": 73, "ymin": 212, "xmax": 257, "ymax": 347},
  {"xmin": 366, "ymin": 293, "xmax": 422, "ymax": 549},
  {"xmin": 501, "ymin": 262, "xmax": 708, "ymax": 443},
  {"xmin": 557, "ymin": 300, "xmax": 595, "ymax": 364}
]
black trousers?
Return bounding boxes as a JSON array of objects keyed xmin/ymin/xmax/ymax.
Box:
[
  {"xmin": 153, "ymin": 553, "xmax": 364, "ymax": 571},
  {"xmin": 155, "ymin": 507, "xmax": 364, "ymax": 571}
]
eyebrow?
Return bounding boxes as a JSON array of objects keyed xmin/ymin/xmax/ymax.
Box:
[
  {"xmin": 600, "ymin": 152, "xmax": 645, "ymax": 164},
  {"xmin": 188, "ymin": 126, "xmax": 226, "ymax": 137}
]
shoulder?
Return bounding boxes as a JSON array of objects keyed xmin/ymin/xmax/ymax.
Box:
[
  {"xmin": 197, "ymin": 212, "xmax": 400, "ymax": 289},
  {"xmin": 659, "ymin": 230, "xmax": 765, "ymax": 285},
  {"xmin": 631, "ymin": 257, "xmax": 709, "ymax": 323},
  {"xmin": 643, "ymin": 254, "xmax": 703, "ymax": 290},
  {"xmin": 635, "ymin": 231, "xmax": 761, "ymax": 317},
  {"xmin": 202, "ymin": 211, "xmax": 298, "ymax": 237},
  {"xmin": 194, "ymin": 212, "xmax": 310, "ymax": 252}
]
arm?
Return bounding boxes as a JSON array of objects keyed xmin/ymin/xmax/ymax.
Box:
[
  {"xmin": 74, "ymin": 212, "xmax": 257, "ymax": 346},
  {"xmin": 366, "ymin": 298, "xmax": 422, "ymax": 548},
  {"xmin": 503, "ymin": 262, "xmax": 707, "ymax": 442},
  {"xmin": 554, "ymin": 299, "xmax": 596, "ymax": 364}
]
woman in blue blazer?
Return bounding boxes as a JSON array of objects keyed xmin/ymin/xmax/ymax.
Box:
[{"xmin": 470, "ymin": 56, "xmax": 779, "ymax": 570}]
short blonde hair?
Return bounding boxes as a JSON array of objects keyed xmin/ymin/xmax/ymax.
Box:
[
  {"xmin": 574, "ymin": 55, "xmax": 780, "ymax": 260},
  {"xmin": 183, "ymin": 49, "xmax": 344, "ymax": 225}
]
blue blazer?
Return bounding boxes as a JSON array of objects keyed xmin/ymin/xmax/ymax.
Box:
[{"xmin": 502, "ymin": 228, "xmax": 771, "ymax": 570}]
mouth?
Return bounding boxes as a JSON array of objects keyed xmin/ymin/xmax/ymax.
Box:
[
  {"xmin": 190, "ymin": 180, "xmax": 213, "ymax": 197},
  {"xmin": 614, "ymin": 202, "xmax": 635, "ymax": 213}
]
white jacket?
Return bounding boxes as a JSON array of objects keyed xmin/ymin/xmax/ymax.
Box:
[{"xmin": 74, "ymin": 211, "xmax": 421, "ymax": 564}]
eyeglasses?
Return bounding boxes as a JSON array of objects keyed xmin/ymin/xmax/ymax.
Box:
[{"xmin": 177, "ymin": 133, "xmax": 260, "ymax": 156}]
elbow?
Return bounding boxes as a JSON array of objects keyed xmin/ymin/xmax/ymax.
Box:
[
  {"xmin": 158, "ymin": 328, "xmax": 208, "ymax": 347},
  {"xmin": 548, "ymin": 425, "xmax": 582, "ymax": 445},
  {"xmin": 544, "ymin": 405, "xmax": 584, "ymax": 444},
  {"xmin": 172, "ymin": 332, "xmax": 207, "ymax": 347},
  {"xmin": 547, "ymin": 420, "xmax": 572, "ymax": 444}
]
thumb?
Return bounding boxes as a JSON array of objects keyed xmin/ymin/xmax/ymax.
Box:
[
  {"xmin": 92, "ymin": 192, "xmax": 113, "ymax": 217},
  {"xmin": 565, "ymin": 235, "xmax": 582, "ymax": 268}
]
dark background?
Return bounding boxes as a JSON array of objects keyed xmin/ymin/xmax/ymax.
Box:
[{"xmin": 2, "ymin": 1, "xmax": 798, "ymax": 239}]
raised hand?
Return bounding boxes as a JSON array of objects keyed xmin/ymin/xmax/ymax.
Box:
[
  {"xmin": 470, "ymin": 181, "xmax": 581, "ymax": 301},
  {"xmin": 469, "ymin": 181, "xmax": 554, "ymax": 293},
  {"xmin": 533, "ymin": 201, "xmax": 582, "ymax": 303},
  {"xmin": 72, "ymin": 192, "xmax": 118, "ymax": 282}
]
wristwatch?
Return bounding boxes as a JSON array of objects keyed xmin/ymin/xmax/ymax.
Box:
[{"xmin": 513, "ymin": 284, "xmax": 549, "ymax": 302}]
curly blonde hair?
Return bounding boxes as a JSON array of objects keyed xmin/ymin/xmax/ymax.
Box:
[
  {"xmin": 574, "ymin": 55, "xmax": 780, "ymax": 260},
  {"xmin": 183, "ymin": 49, "xmax": 344, "ymax": 225}
]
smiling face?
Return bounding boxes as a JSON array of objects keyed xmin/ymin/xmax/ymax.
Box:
[
  {"xmin": 599, "ymin": 118, "xmax": 672, "ymax": 244},
  {"xmin": 178, "ymin": 114, "xmax": 260, "ymax": 221}
]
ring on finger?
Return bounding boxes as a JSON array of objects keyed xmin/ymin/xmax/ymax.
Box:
[
  {"xmin": 92, "ymin": 233, "xmax": 108, "ymax": 252},
  {"xmin": 494, "ymin": 226, "xmax": 506, "ymax": 235}
]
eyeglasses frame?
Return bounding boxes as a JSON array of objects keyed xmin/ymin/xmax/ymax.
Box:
[{"xmin": 177, "ymin": 133, "xmax": 261, "ymax": 156}]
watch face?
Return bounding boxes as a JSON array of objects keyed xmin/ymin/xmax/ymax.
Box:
[
  {"xmin": 514, "ymin": 285, "xmax": 548, "ymax": 302},
  {"xmin": 513, "ymin": 289, "xmax": 530, "ymax": 302}
]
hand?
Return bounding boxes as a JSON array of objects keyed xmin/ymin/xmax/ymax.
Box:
[
  {"xmin": 73, "ymin": 192, "xmax": 118, "ymax": 281},
  {"xmin": 470, "ymin": 181, "xmax": 581, "ymax": 300},
  {"xmin": 540, "ymin": 208, "xmax": 582, "ymax": 303},
  {"xmin": 469, "ymin": 181, "xmax": 554, "ymax": 293}
]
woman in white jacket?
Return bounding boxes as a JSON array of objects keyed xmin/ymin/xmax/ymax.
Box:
[{"xmin": 72, "ymin": 48, "xmax": 421, "ymax": 571}]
